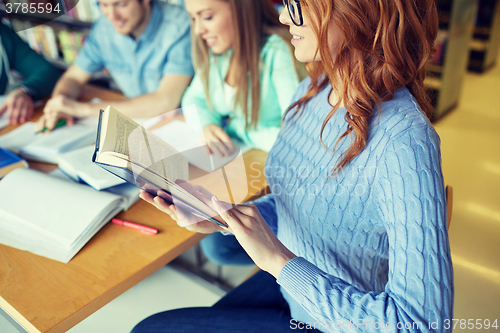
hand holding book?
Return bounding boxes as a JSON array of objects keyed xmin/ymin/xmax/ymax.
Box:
[{"xmin": 140, "ymin": 180, "xmax": 232, "ymax": 233}]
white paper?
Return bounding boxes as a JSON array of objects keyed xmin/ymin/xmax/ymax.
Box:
[{"xmin": 149, "ymin": 120, "xmax": 251, "ymax": 172}]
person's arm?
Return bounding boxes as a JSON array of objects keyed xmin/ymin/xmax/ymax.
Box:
[
  {"xmin": 275, "ymin": 127, "xmax": 454, "ymax": 332},
  {"xmin": 52, "ymin": 64, "xmax": 92, "ymax": 99},
  {"xmin": 182, "ymin": 73, "xmax": 222, "ymax": 130},
  {"xmin": 1, "ymin": 26, "xmax": 61, "ymax": 100},
  {"xmin": 38, "ymin": 73, "xmax": 192, "ymax": 131},
  {"xmin": 182, "ymin": 74, "xmax": 233, "ymax": 156},
  {"xmin": 0, "ymin": 24, "xmax": 61, "ymax": 124},
  {"xmin": 86, "ymin": 74, "xmax": 192, "ymax": 117}
]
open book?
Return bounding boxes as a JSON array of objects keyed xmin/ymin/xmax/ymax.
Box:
[
  {"xmin": 0, "ymin": 122, "xmax": 95, "ymax": 164},
  {"xmin": 58, "ymin": 145, "xmax": 126, "ymax": 190},
  {"xmin": 0, "ymin": 168, "xmax": 127, "ymax": 263},
  {"xmin": 92, "ymin": 106, "xmax": 227, "ymax": 228}
]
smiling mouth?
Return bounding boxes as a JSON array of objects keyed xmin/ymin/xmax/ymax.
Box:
[{"xmin": 204, "ymin": 37, "xmax": 217, "ymax": 47}]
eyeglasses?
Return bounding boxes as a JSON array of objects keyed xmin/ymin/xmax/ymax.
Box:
[{"xmin": 283, "ymin": 0, "xmax": 303, "ymax": 26}]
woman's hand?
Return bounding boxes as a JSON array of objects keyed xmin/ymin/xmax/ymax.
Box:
[
  {"xmin": 139, "ymin": 182, "xmax": 228, "ymax": 234},
  {"xmin": 211, "ymin": 196, "xmax": 297, "ymax": 278},
  {"xmin": 201, "ymin": 124, "xmax": 235, "ymax": 157}
]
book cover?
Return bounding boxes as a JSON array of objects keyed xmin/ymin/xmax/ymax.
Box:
[{"xmin": 0, "ymin": 147, "xmax": 28, "ymax": 179}]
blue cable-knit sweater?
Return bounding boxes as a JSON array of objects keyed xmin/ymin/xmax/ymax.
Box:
[{"xmin": 250, "ymin": 78, "xmax": 454, "ymax": 332}]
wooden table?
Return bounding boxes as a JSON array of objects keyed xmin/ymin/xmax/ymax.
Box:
[{"xmin": 0, "ymin": 86, "xmax": 269, "ymax": 333}]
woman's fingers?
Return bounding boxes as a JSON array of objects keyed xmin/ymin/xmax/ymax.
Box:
[
  {"xmin": 140, "ymin": 190, "xmax": 178, "ymax": 221},
  {"xmin": 203, "ymin": 125, "xmax": 235, "ymax": 157},
  {"xmin": 213, "ymin": 128, "xmax": 235, "ymax": 153},
  {"xmin": 211, "ymin": 196, "xmax": 244, "ymax": 232},
  {"xmin": 139, "ymin": 190, "xmax": 155, "ymax": 203}
]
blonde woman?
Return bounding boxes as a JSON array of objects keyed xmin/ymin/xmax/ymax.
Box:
[{"xmin": 182, "ymin": 0, "xmax": 302, "ymax": 156}]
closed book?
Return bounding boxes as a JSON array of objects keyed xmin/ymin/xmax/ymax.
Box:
[{"xmin": 0, "ymin": 147, "xmax": 28, "ymax": 179}]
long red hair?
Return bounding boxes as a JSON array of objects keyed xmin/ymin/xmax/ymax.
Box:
[{"xmin": 287, "ymin": 0, "xmax": 438, "ymax": 173}]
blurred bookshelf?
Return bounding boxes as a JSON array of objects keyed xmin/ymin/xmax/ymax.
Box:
[
  {"xmin": 468, "ymin": 0, "xmax": 500, "ymax": 73},
  {"xmin": 0, "ymin": 1, "xmax": 98, "ymax": 69},
  {"xmin": 426, "ymin": 0, "xmax": 480, "ymax": 121},
  {"xmin": 0, "ymin": 0, "xmax": 114, "ymax": 87}
]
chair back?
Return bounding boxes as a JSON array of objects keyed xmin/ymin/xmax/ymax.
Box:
[{"xmin": 446, "ymin": 185, "xmax": 453, "ymax": 229}]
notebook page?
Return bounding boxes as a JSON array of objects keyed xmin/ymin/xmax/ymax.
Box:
[
  {"xmin": 59, "ymin": 145, "xmax": 126, "ymax": 190},
  {"xmin": 0, "ymin": 168, "xmax": 123, "ymax": 245}
]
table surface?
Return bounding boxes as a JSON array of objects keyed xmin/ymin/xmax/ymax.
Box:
[{"xmin": 0, "ymin": 85, "xmax": 269, "ymax": 333}]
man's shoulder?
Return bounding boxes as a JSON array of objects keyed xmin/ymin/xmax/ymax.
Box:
[
  {"xmin": 156, "ymin": 1, "xmax": 190, "ymax": 28},
  {"xmin": 89, "ymin": 14, "xmax": 114, "ymax": 36}
]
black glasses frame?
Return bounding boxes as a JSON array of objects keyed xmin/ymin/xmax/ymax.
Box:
[{"xmin": 283, "ymin": 0, "xmax": 303, "ymax": 27}]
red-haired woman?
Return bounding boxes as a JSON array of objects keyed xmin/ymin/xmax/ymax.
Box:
[{"xmin": 134, "ymin": 0, "xmax": 453, "ymax": 332}]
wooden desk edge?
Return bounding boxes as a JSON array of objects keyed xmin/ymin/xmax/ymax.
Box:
[
  {"xmin": 49, "ymin": 232, "xmax": 206, "ymax": 333},
  {"xmin": 0, "ymin": 296, "xmax": 41, "ymax": 333}
]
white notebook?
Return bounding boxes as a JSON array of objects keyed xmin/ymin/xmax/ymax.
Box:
[{"xmin": 0, "ymin": 168, "xmax": 125, "ymax": 263}]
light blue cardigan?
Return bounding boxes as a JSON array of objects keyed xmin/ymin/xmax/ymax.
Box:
[{"xmin": 182, "ymin": 34, "xmax": 300, "ymax": 152}]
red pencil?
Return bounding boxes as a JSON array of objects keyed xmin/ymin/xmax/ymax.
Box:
[{"xmin": 111, "ymin": 218, "xmax": 159, "ymax": 235}]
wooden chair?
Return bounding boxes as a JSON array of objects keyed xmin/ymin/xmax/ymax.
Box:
[{"xmin": 446, "ymin": 185, "xmax": 453, "ymax": 229}]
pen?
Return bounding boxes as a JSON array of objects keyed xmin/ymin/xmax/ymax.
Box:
[
  {"xmin": 111, "ymin": 218, "xmax": 159, "ymax": 235},
  {"xmin": 37, "ymin": 119, "xmax": 67, "ymax": 133}
]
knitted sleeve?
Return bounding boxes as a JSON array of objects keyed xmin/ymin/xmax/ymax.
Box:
[{"xmin": 277, "ymin": 125, "xmax": 454, "ymax": 332}]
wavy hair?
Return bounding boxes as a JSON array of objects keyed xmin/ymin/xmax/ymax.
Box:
[
  {"xmin": 192, "ymin": 0, "xmax": 301, "ymax": 128},
  {"xmin": 287, "ymin": 0, "xmax": 438, "ymax": 173}
]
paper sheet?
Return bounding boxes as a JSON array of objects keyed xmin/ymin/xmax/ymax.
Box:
[{"xmin": 149, "ymin": 120, "xmax": 251, "ymax": 172}]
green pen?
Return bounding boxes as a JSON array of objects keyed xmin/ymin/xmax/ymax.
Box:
[{"xmin": 37, "ymin": 119, "xmax": 67, "ymax": 134}]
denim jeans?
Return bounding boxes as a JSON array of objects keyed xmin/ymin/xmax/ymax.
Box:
[
  {"xmin": 200, "ymin": 232, "xmax": 254, "ymax": 266},
  {"xmin": 131, "ymin": 270, "xmax": 322, "ymax": 333}
]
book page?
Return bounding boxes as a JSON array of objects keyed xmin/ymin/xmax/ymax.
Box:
[
  {"xmin": 0, "ymin": 168, "xmax": 125, "ymax": 262},
  {"xmin": 99, "ymin": 106, "xmax": 188, "ymax": 183},
  {"xmin": 59, "ymin": 145, "xmax": 125, "ymax": 190}
]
